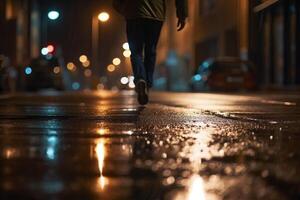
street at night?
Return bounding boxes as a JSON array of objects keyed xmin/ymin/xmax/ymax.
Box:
[
  {"xmin": 1, "ymin": 0, "xmax": 300, "ymax": 199},
  {"xmin": 1, "ymin": 91, "xmax": 300, "ymax": 199}
]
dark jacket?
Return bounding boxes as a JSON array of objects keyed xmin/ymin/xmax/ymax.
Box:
[{"xmin": 113, "ymin": 0, "xmax": 188, "ymax": 21}]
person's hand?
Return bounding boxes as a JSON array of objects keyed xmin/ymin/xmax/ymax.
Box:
[{"xmin": 177, "ymin": 18, "xmax": 186, "ymax": 31}]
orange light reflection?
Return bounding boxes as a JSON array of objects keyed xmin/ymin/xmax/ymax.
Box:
[
  {"xmin": 97, "ymin": 128, "xmax": 109, "ymax": 135},
  {"xmin": 95, "ymin": 140, "xmax": 108, "ymax": 190},
  {"xmin": 188, "ymin": 175, "xmax": 206, "ymax": 200},
  {"xmin": 5, "ymin": 148, "xmax": 14, "ymax": 159}
]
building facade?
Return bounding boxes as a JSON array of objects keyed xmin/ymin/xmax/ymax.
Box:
[
  {"xmin": 249, "ymin": 0, "xmax": 299, "ymax": 87},
  {"xmin": 193, "ymin": 0, "xmax": 249, "ymax": 64},
  {"xmin": 157, "ymin": 0, "xmax": 299, "ymax": 88},
  {"xmin": 156, "ymin": 0, "xmax": 249, "ymax": 90}
]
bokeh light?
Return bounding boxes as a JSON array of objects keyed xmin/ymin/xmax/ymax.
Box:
[
  {"xmin": 47, "ymin": 45, "xmax": 54, "ymax": 53},
  {"xmin": 129, "ymin": 76, "xmax": 134, "ymax": 81},
  {"xmin": 82, "ymin": 60, "xmax": 90, "ymax": 68},
  {"xmin": 72, "ymin": 82, "xmax": 80, "ymax": 90},
  {"xmin": 128, "ymin": 81, "xmax": 135, "ymax": 89},
  {"xmin": 67, "ymin": 62, "xmax": 76, "ymax": 71},
  {"xmin": 112, "ymin": 58, "xmax": 121, "ymax": 66},
  {"xmin": 79, "ymin": 55, "xmax": 88, "ymax": 63},
  {"xmin": 120, "ymin": 77, "xmax": 129, "ymax": 85},
  {"xmin": 25, "ymin": 67, "xmax": 32, "ymax": 75},
  {"xmin": 98, "ymin": 12, "xmax": 110, "ymax": 22},
  {"xmin": 41, "ymin": 47, "xmax": 48, "ymax": 55},
  {"xmin": 107, "ymin": 64, "xmax": 115, "ymax": 72},
  {"xmin": 123, "ymin": 50, "xmax": 131, "ymax": 58},
  {"xmin": 122, "ymin": 42, "xmax": 130, "ymax": 50},
  {"xmin": 53, "ymin": 66, "xmax": 61, "ymax": 74},
  {"xmin": 48, "ymin": 11, "xmax": 60, "ymax": 20}
]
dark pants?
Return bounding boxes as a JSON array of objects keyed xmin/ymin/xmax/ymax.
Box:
[{"xmin": 126, "ymin": 19, "xmax": 163, "ymax": 88}]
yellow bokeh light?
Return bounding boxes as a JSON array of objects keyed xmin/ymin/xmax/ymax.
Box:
[
  {"xmin": 67, "ymin": 62, "xmax": 76, "ymax": 71},
  {"xmin": 53, "ymin": 66, "xmax": 61, "ymax": 74},
  {"xmin": 122, "ymin": 42, "xmax": 130, "ymax": 50},
  {"xmin": 98, "ymin": 12, "xmax": 110, "ymax": 22},
  {"xmin": 107, "ymin": 64, "xmax": 115, "ymax": 72},
  {"xmin": 123, "ymin": 50, "xmax": 131, "ymax": 58},
  {"xmin": 83, "ymin": 60, "xmax": 90, "ymax": 68},
  {"xmin": 112, "ymin": 58, "xmax": 121, "ymax": 66},
  {"xmin": 79, "ymin": 55, "xmax": 88, "ymax": 63}
]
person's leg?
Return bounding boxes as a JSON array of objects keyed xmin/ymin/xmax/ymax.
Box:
[
  {"xmin": 144, "ymin": 20, "xmax": 163, "ymax": 88},
  {"xmin": 126, "ymin": 19, "xmax": 146, "ymax": 85},
  {"xmin": 127, "ymin": 19, "xmax": 149, "ymax": 105}
]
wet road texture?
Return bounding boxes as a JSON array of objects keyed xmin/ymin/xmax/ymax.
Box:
[{"xmin": 0, "ymin": 91, "xmax": 300, "ymax": 200}]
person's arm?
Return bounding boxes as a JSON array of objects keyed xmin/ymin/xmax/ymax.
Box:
[{"xmin": 175, "ymin": 0, "xmax": 188, "ymax": 31}]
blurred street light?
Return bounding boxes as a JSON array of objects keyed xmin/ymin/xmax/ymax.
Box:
[
  {"xmin": 41, "ymin": 47, "xmax": 48, "ymax": 56},
  {"xmin": 79, "ymin": 55, "xmax": 88, "ymax": 63},
  {"xmin": 98, "ymin": 12, "xmax": 110, "ymax": 22},
  {"xmin": 128, "ymin": 81, "xmax": 135, "ymax": 89},
  {"xmin": 47, "ymin": 45, "xmax": 55, "ymax": 53},
  {"xmin": 53, "ymin": 66, "xmax": 61, "ymax": 74},
  {"xmin": 112, "ymin": 58, "xmax": 121, "ymax": 66},
  {"xmin": 83, "ymin": 60, "xmax": 90, "ymax": 68},
  {"xmin": 120, "ymin": 77, "xmax": 129, "ymax": 85},
  {"xmin": 128, "ymin": 76, "xmax": 135, "ymax": 88},
  {"xmin": 122, "ymin": 42, "xmax": 130, "ymax": 50},
  {"xmin": 123, "ymin": 50, "xmax": 131, "ymax": 58},
  {"xmin": 48, "ymin": 11, "xmax": 60, "ymax": 20},
  {"xmin": 67, "ymin": 62, "xmax": 76, "ymax": 71},
  {"xmin": 25, "ymin": 67, "xmax": 32, "ymax": 75},
  {"xmin": 72, "ymin": 82, "xmax": 80, "ymax": 90},
  {"xmin": 107, "ymin": 64, "xmax": 116, "ymax": 72},
  {"xmin": 129, "ymin": 76, "xmax": 134, "ymax": 81},
  {"xmin": 41, "ymin": 45, "xmax": 55, "ymax": 56}
]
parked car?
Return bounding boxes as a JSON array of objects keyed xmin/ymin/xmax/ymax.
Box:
[
  {"xmin": 24, "ymin": 56, "xmax": 64, "ymax": 91},
  {"xmin": 190, "ymin": 57, "xmax": 256, "ymax": 91}
]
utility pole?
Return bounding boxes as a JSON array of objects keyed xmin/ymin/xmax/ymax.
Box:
[
  {"xmin": 283, "ymin": 0, "xmax": 291, "ymax": 85},
  {"xmin": 296, "ymin": 0, "xmax": 300, "ymax": 84}
]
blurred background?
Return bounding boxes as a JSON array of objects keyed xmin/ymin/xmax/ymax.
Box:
[{"xmin": 0, "ymin": 0, "xmax": 299, "ymax": 93}]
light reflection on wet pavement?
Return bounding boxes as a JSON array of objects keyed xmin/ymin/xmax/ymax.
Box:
[{"xmin": 1, "ymin": 91, "xmax": 300, "ymax": 199}]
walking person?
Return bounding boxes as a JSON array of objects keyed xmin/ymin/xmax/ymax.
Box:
[{"xmin": 113, "ymin": 0, "xmax": 188, "ymax": 105}]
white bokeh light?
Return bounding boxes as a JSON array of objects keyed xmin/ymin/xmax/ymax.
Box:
[{"xmin": 48, "ymin": 11, "xmax": 60, "ymax": 20}]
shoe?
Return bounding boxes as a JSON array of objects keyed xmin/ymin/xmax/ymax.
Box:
[{"xmin": 136, "ymin": 79, "xmax": 149, "ymax": 105}]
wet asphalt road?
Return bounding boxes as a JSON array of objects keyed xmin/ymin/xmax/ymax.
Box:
[{"xmin": 0, "ymin": 91, "xmax": 300, "ymax": 200}]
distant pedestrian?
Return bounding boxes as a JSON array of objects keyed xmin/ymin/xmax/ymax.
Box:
[{"xmin": 113, "ymin": 0, "xmax": 188, "ymax": 105}]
